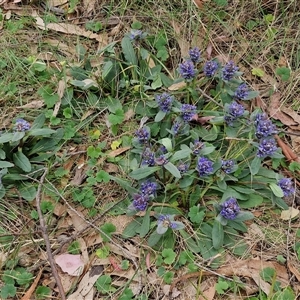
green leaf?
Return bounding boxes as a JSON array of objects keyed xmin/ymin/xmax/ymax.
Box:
[
  {"xmin": 11, "ymin": 131, "xmax": 25, "ymax": 142},
  {"xmin": 13, "ymin": 151, "xmax": 31, "ymax": 172},
  {"xmin": 109, "ymin": 175, "xmax": 138, "ymax": 195},
  {"xmin": 171, "ymin": 149, "xmax": 192, "ymax": 162},
  {"xmin": 276, "ymin": 67, "xmax": 291, "ymax": 81},
  {"xmin": 148, "ymin": 230, "xmax": 162, "ymax": 247},
  {"xmin": 16, "ymin": 271, "xmax": 33, "ymax": 286},
  {"xmin": 156, "ymin": 48, "xmax": 169, "ymax": 61},
  {"xmin": 95, "ymin": 275, "xmax": 115, "ymax": 294},
  {"xmin": 68, "ymin": 241, "xmax": 81, "ymax": 254},
  {"xmin": 122, "ymin": 218, "xmax": 142, "ymax": 238},
  {"xmin": 87, "ymin": 146, "xmax": 102, "ymax": 158},
  {"xmin": 233, "ymin": 211, "xmax": 254, "ymax": 222},
  {"xmin": 96, "ymin": 246, "xmax": 110, "ymax": 259},
  {"xmin": 155, "ymin": 110, "xmax": 166, "ymax": 122},
  {"xmin": 0, "ymin": 284, "xmax": 17, "ymax": 299},
  {"xmin": 121, "ymin": 260, "xmax": 130, "ymax": 270},
  {"xmin": 260, "ymin": 267, "xmax": 276, "ymax": 283},
  {"xmin": 106, "ymin": 97, "xmax": 122, "ymax": 113},
  {"xmin": 121, "ymin": 36, "xmax": 137, "ymax": 65},
  {"xmin": 19, "ymin": 185, "xmax": 37, "ymax": 201},
  {"xmin": 178, "ymin": 250, "xmax": 194, "ymax": 265},
  {"xmin": 28, "ymin": 128, "xmax": 56, "ymax": 136},
  {"xmin": 119, "ymin": 288, "xmax": 134, "ymax": 300},
  {"xmin": 214, "ymin": 0, "xmax": 228, "ymax": 6},
  {"xmin": 250, "ymin": 156, "xmax": 261, "ymax": 175},
  {"xmin": 179, "ymin": 230, "xmax": 200, "ymax": 253},
  {"xmin": 189, "ymin": 185, "xmax": 201, "ymax": 207},
  {"xmin": 0, "ymin": 133, "xmax": 15, "ymax": 143},
  {"xmin": 163, "ymin": 271, "xmax": 174, "ymax": 284},
  {"xmin": 215, "ymin": 279, "xmax": 229, "ymax": 294},
  {"xmin": 35, "ymin": 286, "xmax": 51, "ymax": 299},
  {"xmin": 269, "ymin": 182, "xmax": 284, "ymax": 197},
  {"xmin": 212, "ymin": 220, "xmax": 224, "ymax": 250},
  {"xmin": 252, "ymin": 67, "xmax": 265, "ymax": 77},
  {"xmin": 188, "ymin": 206, "xmax": 205, "ymax": 224},
  {"xmin": 0, "ymin": 161, "xmax": 14, "ymax": 168},
  {"xmin": 31, "ymin": 114, "xmax": 46, "ymax": 130},
  {"xmin": 164, "ymin": 162, "xmax": 181, "ymax": 178},
  {"xmin": 159, "ymin": 138, "xmax": 173, "ymax": 152},
  {"xmin": 38, "ymin": 87, "xmax": 59, "ymax": 108},
  {"xmin": 162, "ymin": 248, "xmax": 176, "ymax": 265},
  {"xmin": 129, "ymin": 166, "xmax": 160, "ymax": 180},
  {"xmin": 140, "ymin": 209, "xmax": 150, "ymax": 238},
  {"xmin": 108, "ymin": 109, "xmax": 125, "ymax": 125},
  {"xmin": 96, "ymin": 170, "xmax": 110, "ymax": 183},
  {"xmin": 32, "ymin": 61, "xmax": 47, "ymax": 72},
  {"xmin": 100, "ymin": 223, "xmax": 116, "ymax": 242}
]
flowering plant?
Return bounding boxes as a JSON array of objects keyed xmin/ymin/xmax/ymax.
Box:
[
  {"xmin": 0, "ymin": 114, "xmax": 63, "ymax": 200},
  {"xmin": 103, "ymin": 33, "xmax": 294, "ymax": 256}
]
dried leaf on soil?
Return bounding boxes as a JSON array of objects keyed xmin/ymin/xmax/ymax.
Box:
[
  {"xmin": 280, "ymin": 207, "xmax": 299, "ymax": 220},
  {"xmin": 55, "ymin": 254, "xmax": 84, "ymax": 276}
]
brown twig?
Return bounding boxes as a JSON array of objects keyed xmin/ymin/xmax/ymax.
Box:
[
  {"xmin": 21, "ymin": 268, "xmax": 43, "ymax": 300},
  {"xmin": 35, "ymin": 168, "xmax": 66, "ymax": 300}
]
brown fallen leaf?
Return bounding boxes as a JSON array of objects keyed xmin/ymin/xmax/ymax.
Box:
[
  {"xmin": 268, "ymin": 92, "xmax": 297, "ymax": 126},
  {"xmin": 280, "ymin": 207, "xmax": 299, "ymax": 220},
  {"xmin": 171, "ymin": 21, "xmax": 190, "ymax": 58},
  {"xmin": 35, "ymin": 17, "xmax": 109, "ymax": 45},
  {"xmin": 168, "ymin": 81, "xmax": 187, "ymax": 91},
  {"xmin": 192, "ymin": 0, "xmax": 204, "ymax": 8},
  {"xmin": 17, "ymin": 100, "xmax": 44, "ymax": 109},
  {"xmin": 53, "ymin": 79, "xmax": 66, "ymax": 117},
  {"xmin": 107, "ymin": 146, "xmax": 131, "ymax": 158},
  {"xmin": 287, "ymin": 261, "xmax": 300, "ymax": 282},
  {"xmin": 275, "ymin": 135, "xmax": 300, "ymax": 163}
]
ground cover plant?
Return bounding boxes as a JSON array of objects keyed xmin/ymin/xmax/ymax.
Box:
[{"xmin": 0, "ymin": 0, "xmax": 300, "ymax": 299}]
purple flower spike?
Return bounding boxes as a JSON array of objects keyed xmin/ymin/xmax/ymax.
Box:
[
  {"xmin": 178, "ymin": 60, "xmax": 197, "ymax": 80},
  {"xmin": 234, "ymin": 83, "xmax": 249, "ymax": 100},
  {"xmin": 278, "ymin": 178, "xmax": 295, "ymax": 197},
  {"xmin": 135, "ymin": 127, "xmax": 150, "ymax": 144},
  {"xmin": 140, "ymin": 181, "xmax": 157, "ymax": 196},
  {"xmin": 220, "ymin": 197, "xmax": 240, "ymax": 220},
  {"xmin": 131, "ymin": 193, "xmax": 149, "ymax": 211},
  {"xmin": 188, "ymin": 47, "xmax": 201, "ymax": 63},
  {"xmin": 197, "ymin": 157, "xmax": 214, "ymax": 176},
  {"xmin": 15, "ymin": 119, "xmax": 31, "ymax": 132},
  {"xmin": 203, "ymin": 60, "xmax": 219, "ymax": 77},
  {"xmin": 221, "ymin": 160, "xmax": 235, "ymax": 174},
  {"xmin": 181, "ymin": 104, "xmax": 197, "ymax": 122},
  {"xmin": 155, "ymin": 93, "xmax": 173, "ymax": 113},
  {"xmin": 257, "ymin": 138, "xmax": 278, "ymax": 158},
  {"xmin": 222, "ymin": 61, "xmax": 239, "ymax": 81}
]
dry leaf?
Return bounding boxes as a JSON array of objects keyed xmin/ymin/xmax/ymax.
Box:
[
  {"xmin": 17, "ymin": 100, "xmax": 44, "ymax": 109},
  {"xmin": 268, "ymin": 92, "xmax": 297, "ymax": 126},
  {"xmin": 287, "ymin": 261, "xmax": 300, "ymax": 282},
  {"xmin": 168, "ymin": 81, "xmax": 186, "ymax": 91},
  {"xmin": 67, "ymin": 265, "xmax": 104, "ymax": 300},
  {"xmin": 107, "ymin": 146, "xmax": 131, "ymax": 158},
  {"xmin": 53, "ymin": 79, "xmax": 66, "ymax": 117},
  {"xmin": 192, "ymin": 0, "xmax": 204, "ymax": 9},
  {"xmin": 199, "ymin": 285, "xmax": 215, "ymax": 300},
  {"xmin": 171, "ymin": 21, "xmax": 190, "ymax": 58},
  {"xmin": 55, "ymin": 254, "xmax": 84, "ymax": 276},
  {"xmin": 35, "ymin": 17, "xmax": 109, "ymax": 45},
  {"xmin": 280, "ymin": 207, "xmax": 299, "ymax": 220},
  {"xmin": 67, "ymin": 209, "xmax": 86, "ymax": 232}
]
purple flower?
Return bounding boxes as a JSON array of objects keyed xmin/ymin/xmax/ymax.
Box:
[
  {"xmin": 254, "ymin": 112, "xmax": 268, "ymax": 126},
  {"xmin": 140, "ymin": 181, "xmax": 157, "ymax": 196},
  {"xmin": 203, "ymin": 60, "xmax": 219, "ymax": 77},
  {"xmin": 222, "ymin": 61, "xmax": 239, "ymax": 81},
  {"xmin": 130, "ymin": 193, "xmax": 149, "ymax": 211},
  {"xmin": 197, "ymin": 156, "xmax": 214, "ymax": 176},
  {"xmin": 157, "ymin": 214, "xmax": 185, "ymax": 234},
  {"xmin": 129, "ymin": 29, "xmax": 144, "ymax": 41},
  {"xmin": 188, "ymin": 47, "xmax": 201, "ymax": 63},
  {"xmin": 224, "ymin": 101, "xmax": 245, "ymax": 125},
  {"xmin": 220, "ymin": 197, "xmax": 240, "ymax": 220},
  {"xmin": 177, "ymin": 161, "xmax": 189, "ymax": 173},
  {"xmin": 234, "ymin": 83, "xmax": 249, "ymax": 100},
  {"xmin": 227, "ymin": 101, "xmax": 245, "ymax": 118},
  {"xmin": 178, "ymin": 60, "xmax": 197, "ymax": 80},
  {"xmin": 14, "ymin": 119, "xmax": 30, "ymax": 132},
  {"xmin": 135, "ymin": 127, "xmax": 150, "ymax": 144},
  {"xmin": 142, "ymin": 148, "xmax": 155, "ymax": 166},
  {"xmin": 192, "ymin": 140, "xmax": 205, "ymax": 155},
  {"xmin": 221, "ymin": 160, "xmax": 235, "ymax": 174},
  {"xmin": 278, "ymin": 178, "xmax": 295, "ymax": 197},
  {"xmin": 255, "ymin": 115, "xmax": 277, "ymax": 139},
  {"xmin": 181, "ymin": 104, "xmax": 197, "ymax": 122},
  {"xmin": 155, "ymin": 93, "xmax": 173, "ymax": 113},
  {"xmin": 155, "ymin": 155, "xmax": 168, "ymax": 166},
  {"xmin": 257, "ymin": 138, "xmax": 278, "ymax": 158},
  {"xmin": 171, "ymin": 121, "xmax": 183, "ymax": 135}
]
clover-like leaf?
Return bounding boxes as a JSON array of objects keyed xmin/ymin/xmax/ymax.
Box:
[{"xmin": 162, "ymin": 248, "xmax": 176, "ymax": 265}]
